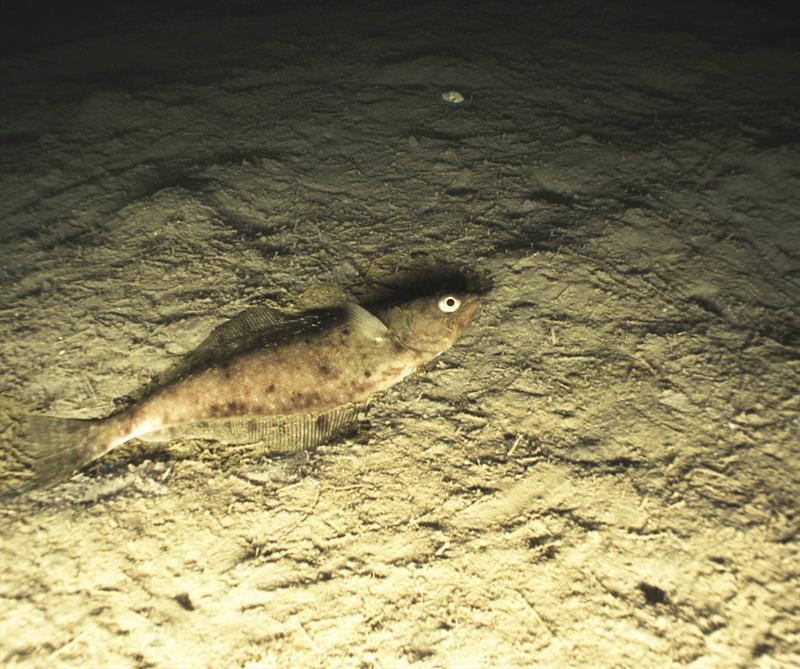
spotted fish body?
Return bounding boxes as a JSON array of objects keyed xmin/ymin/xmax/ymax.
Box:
[{"xmin": 4, "ymin": 291, "xmax": 479, "ymax": 493}]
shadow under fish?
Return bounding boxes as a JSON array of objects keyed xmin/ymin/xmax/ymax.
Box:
[{"xmin": 2, "ymin": 291, "xmax": 480, "ymax": 496}]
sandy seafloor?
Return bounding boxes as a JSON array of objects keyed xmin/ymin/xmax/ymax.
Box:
[{"xmin": 0, "ymin": 1, "xmax": 798, "ymax": 667}]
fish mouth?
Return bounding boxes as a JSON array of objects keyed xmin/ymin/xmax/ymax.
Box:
[{"xmin": 456, "ymin": 296, "xmax": 480, "ymax": 329}]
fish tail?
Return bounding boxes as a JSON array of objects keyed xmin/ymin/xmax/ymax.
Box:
[{"xmin": 1, "ymin": 414, "xmax": 114, "ymax": 497}]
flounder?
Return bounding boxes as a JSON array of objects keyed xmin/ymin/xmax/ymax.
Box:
[{"xmin": 2, "ymin": 291, "xmax": 480, "ymax": 494}]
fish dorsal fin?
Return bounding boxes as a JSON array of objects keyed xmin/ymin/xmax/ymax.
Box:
[
  {"xmin": 202, "ymin": 304, "xmax": 298, "ymax": 349},
  {"xmin": 147, "ymin": 304, "xmax": 323, "ymax": 394},
  {"xmin": 344, "ymin": 303, "xmax": 389, "ymax": 342}
]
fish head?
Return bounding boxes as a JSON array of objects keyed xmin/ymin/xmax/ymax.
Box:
[{"xmin": 374, "ymin": 292, "xmax": 480, "ymax": 357}]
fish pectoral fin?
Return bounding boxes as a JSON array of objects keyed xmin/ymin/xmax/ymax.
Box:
[
  {"xmin": 179, "ymin": 404, "xmax": 364, "ymax": 452},
  {"xmin": 344, "ymin": 303, "xmax": 390, "ymax": 342}
]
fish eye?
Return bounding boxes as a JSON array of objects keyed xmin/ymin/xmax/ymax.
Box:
[{"xmin": 438, "ymin": 296, "xmax": 461, "ymax": 313}]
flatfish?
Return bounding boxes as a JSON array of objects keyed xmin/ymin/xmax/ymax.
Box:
[{"xmin": 2, "ymin": 291, "xmax": 480, "ymax": 494}]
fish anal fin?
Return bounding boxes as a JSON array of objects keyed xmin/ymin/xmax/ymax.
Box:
[{"xmin": 180, "ymin": 404, "xmax": 363, "ymax": 452}]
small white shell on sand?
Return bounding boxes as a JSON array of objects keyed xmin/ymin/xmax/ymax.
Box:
[{"xmin": 441, "ymin": 90, "xmax": 465, "ymax": 103}]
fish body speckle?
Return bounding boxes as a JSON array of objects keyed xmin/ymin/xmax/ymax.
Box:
[{"xmin": 3, "ymin": 291, "xmax": 480, "ymax": 494}]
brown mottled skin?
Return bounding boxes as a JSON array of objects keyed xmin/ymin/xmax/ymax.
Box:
[{"xmin": 89, "ymin": 293, "xmax": 480, "ymax": 461}]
